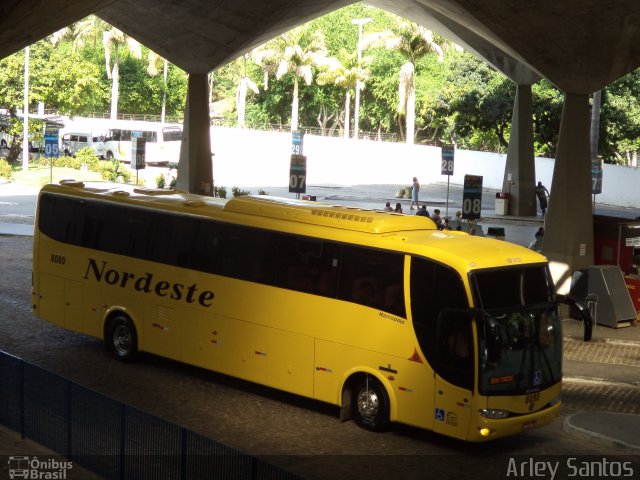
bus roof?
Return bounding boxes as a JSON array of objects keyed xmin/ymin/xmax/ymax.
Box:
[
  {"xmin": 43, "ymin": 181, "xmax": 437, "ymax": 234},
  {"xmin": 41, "ymin": 180, "xmax": 546, "ymax": 271}
]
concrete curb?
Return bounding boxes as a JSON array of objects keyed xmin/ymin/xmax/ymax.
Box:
[{"xmin": 563, "ymin": 412, "xmax": 640, "ymax": 453}]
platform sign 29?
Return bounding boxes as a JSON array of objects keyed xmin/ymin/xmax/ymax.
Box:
[
  {"xmin": 292, "ymin": 130, "xmax": 304, "ymax": 155},
  {"xmin": 289, "ymin": 154, "xmax": 307, "ymax": 194},
  {"xmin": 462, "ymin": 174, "xmax": 483, "ymax": 220}
]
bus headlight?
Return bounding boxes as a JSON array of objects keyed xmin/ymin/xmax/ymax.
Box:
[{"xmin": 479, "ymin": 408, "xmax": 510, "ymax": 419}]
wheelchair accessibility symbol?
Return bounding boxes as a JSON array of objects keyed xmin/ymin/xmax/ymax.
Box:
[
  {"xmin": 533, "ymin": 370, "xmax": 542, "ymax": 386},
  {"xmin": 435, "ymin": 408, "xmax": 446, "ymax": 422}
]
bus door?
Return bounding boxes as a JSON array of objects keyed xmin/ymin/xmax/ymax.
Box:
[
  {"xmin": 38, "ymin": 274, "xmax": 83, "ymax": 332},
  {"xmin": 433, "ymin": 311, "xmax": 474, "ymax": 439}
]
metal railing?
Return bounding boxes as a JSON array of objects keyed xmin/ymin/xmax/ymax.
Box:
[{"xmin": 0, "ymin": 350, "xmax": 300, "ymax": 480}]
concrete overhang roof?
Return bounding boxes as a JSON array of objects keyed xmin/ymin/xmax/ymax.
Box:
[{"xmin": 2, "ymin": 0, "xmax": 640, "ymax": 93}]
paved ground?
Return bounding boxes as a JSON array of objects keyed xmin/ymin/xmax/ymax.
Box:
[{"xmin": 1, "ymin": 182, "xmax": 640, "ymax": 479}]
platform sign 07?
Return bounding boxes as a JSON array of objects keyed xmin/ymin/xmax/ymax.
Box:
[
  {"xmin": 462, "ymin": 174, "xmax": 483, "ymax": 220},
  {"xmin": 289, "ymin": 154, "xmax": 307, "ymax": 194},
  {"xmin": 441, "ymin": 145, "xmax": 454, "ymax": 175}
]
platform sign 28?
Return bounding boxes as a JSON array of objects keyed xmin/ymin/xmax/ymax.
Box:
[
  {"xmin": 441, "ymin": 145, "xmax": 454, "ymax": 175},
  {"xmin": 462, "ymin": 174, "xmax": 483, "ymax": 220}
]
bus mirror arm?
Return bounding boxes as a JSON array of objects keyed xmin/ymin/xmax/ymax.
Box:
[
  {"xmin": 478, "ymin": 312, "xmax": 502, "ymax": 364},
  {"xmin": 556, "ymin": 293, "xmax": 593, "ymax": 342}
]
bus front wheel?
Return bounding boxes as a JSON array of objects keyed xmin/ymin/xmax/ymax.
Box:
[
  {"xmin": 352, "ymin": 375, "xmax": 390, "ymax": 432},
  {"xmin": 106, "ymin": 314, "xmax": 139, "ymax": 362}
]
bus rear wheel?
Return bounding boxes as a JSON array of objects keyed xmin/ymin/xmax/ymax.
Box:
[
  {"xmin": 352, "ymin": 375, "xmax": 390, "ymax": 432},
  {"xmin": 106, "ymin": 314, "xmax": 138, "ymax": 362}
]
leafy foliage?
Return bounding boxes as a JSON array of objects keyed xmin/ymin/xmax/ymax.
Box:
[{"xmin": 3, "ymin": 5, "xmax": 640, "ymax": 164}]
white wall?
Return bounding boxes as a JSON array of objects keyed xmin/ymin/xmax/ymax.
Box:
[{"xmin": 211, "ymin": 127, "xmax": 639, "ymax": 207}]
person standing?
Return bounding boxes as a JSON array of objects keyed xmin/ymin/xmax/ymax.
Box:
[
  {"xmin": 535, "ymin": 181, "xmax": 550, "ymax": 215},
  {"xmin": 410, "ymin": 177, "xmax": 420, "ymax": 210}
]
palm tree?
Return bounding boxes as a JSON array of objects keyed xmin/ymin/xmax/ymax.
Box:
[
  {"xmin": 235, "ymin": 54, "xmax": 259, "ymax": 129},
  {"xmin": 384, "ymin": 22, "xmax": 444, "ymax": 144},
  {"xmin": 317, "ymin": 50, "xmax": 370, "ymax": 138},
  {"xmin": 255, "ymin": 26, "xmax": 328, "ymax": 131},
  {"xmin": 102, "ymin": 26, "xmax": 142, "ymax": 120},
  {"xmin": 147, "ymin": 50, "xmax": 169, "ymax": 123},
  {"xmin": 50, "ymin": 16, "xmax": 101, "ymax": 52},
  {"xmin": 53, "ymin": 17, "xmax": 141, "ymax": 121}
]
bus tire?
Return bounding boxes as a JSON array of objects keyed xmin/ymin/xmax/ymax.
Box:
[
  {"xmin": 106, "ymin": 313, "xmax": 139, "ymax": 362},
  {"xmin": 352, "ymin": 375, "xmax": 390, "ymax": 432},
  {"xmin": 106, "ymin": 151, "xmax": 114, "ymax": 160}
]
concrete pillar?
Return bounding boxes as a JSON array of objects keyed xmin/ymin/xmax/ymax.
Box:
[
  {"xmin": 543, "ymin": 93, "xmax": 593, "ymax": 293},
  {"xmin": 502, "ymin": 84, "xmax": 536, "ymax": 216},
  {"xmin": 176, "ymin": 73, "xmax": 213, "ymax": 196}
]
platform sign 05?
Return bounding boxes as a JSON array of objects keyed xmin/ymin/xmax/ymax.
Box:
[
  {"xmin": 289, "ymin": 154, "xmax": 307, "ymax": 194},
  {"xmin": 462, "ymin": 174, "xmax": 483, "ymax": 220},
  {"xmin": 44, "ymin": 126, "xmax": 59, "ymax": 158},
  {"xmin": 441, "ymin": 145, "xmax": 454, "ymax": 175}
]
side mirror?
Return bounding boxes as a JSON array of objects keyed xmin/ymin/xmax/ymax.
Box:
[{"xmin": 556, "ymin": 293, "xmax": 593, "ymax": 341}]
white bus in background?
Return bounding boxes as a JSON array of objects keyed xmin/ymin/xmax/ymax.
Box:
[
  {"xmin": 61, "ymin": 132, "xmax": 107, "ymax": 158},
  {"xmin": 103, "ymin": 120, "xmax": 182, "ymax": 166}
]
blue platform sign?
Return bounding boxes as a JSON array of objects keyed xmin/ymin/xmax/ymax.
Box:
[
  {"xmin": 44, "ymin": 126, "xmax": 59, "ymax": 158},
  {"xmin": 292, "ymin": 130, "xmax": 304, "ymax": 156},
  {"xmin": 592, "ymin": 157, "xmax": 603, "ymax": 194},
  {"xmin": 441, "ymin": 145, "xmax": 454, "ymax": 175},
  {"xmin": 462, "ymin": 174, "xmax": 483, "ymax": 220}
]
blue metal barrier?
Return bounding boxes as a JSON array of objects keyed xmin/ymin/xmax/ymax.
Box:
[{"xmin": 0, "ymin": 350, "xmax": 300, "ymax": 480}]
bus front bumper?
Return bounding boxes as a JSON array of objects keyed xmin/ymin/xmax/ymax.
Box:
[{"xmin": 467, "ymin": 400, "xmax": 562, "ymax": 442}]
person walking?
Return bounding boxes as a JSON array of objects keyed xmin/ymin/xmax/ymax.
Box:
[
  {"xmin": 535, "ymin": 181, "xmax": 550, "ymax": 215},
  {"xmin": 410, "ymin": 177, "xmax": 420, "ymax": 210}
]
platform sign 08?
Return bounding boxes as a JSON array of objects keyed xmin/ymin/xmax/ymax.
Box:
[{"xmin": 462, "ymin": 174, "xmax": 483, "ymax": 220}]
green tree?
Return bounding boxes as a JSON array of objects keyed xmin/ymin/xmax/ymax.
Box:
[
  {"xmin": 317, "ymin": 50, "xmax": 370, "ymax": 138},
  {"xmin": 101, "ymin": 24, "xmax": 142, "ymax": 119},
  {"xmin": 380, "ymin": 20, "xmax": 444, "ymax": 144},
  {"xmin": 599, "ymin": 70, "xmax": 640, "ymax": 165},
  {"xmin": 255, "ymin": 26, "xmax": 329, "ymax": 131},
  {"xmin": 147, "ymin": 50, "xmax": 169, "ymax": 122}
]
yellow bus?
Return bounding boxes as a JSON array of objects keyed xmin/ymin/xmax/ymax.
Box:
[{"xmin": 32, "ymin": 180, "xmax": 565, "ymax": 442}]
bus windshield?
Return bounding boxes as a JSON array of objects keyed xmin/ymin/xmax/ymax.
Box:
[{"xmin": 471, "ymin": 265, "xmax": 562, "ymax": 395}]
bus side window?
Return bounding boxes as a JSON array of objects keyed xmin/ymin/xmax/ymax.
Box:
[
  {"xmin": 410, "ymin": 257, "xmax": 468, "ymax": 367},
  {"xmin": 338, "ymin": 246, "xmax": 405, "ymax": 317}
]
